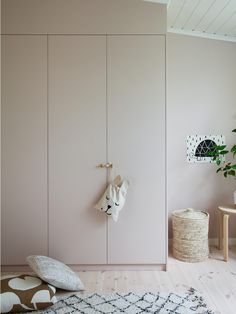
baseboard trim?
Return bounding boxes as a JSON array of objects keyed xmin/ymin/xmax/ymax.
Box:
[
  {"xmin": 208, "ymin": 238, "xmax": 236, "ymax": 246},
  {"xmin": 71, "ymin": 264, "xmax": 167, "ymax": 271},
  {"xmin": 1, "ymin": 264, "xmax": 167, "ymax": 272},
  {"xmin": 168, "ymin": 238, "xmax": 236, "ymax": 248}
]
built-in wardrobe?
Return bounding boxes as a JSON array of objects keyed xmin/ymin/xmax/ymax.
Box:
[{"xmin": 1, "ymin": 0, "xmax": 167, "ymax": 269}]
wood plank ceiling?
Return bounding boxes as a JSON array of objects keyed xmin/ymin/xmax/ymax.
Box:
[{"xmin": 147, "ymin": 0, "xmax": 236, "ymax": 42}]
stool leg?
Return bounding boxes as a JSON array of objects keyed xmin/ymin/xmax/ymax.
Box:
[
  {"xmin": 219, "ymin": 211, "xmax": 223, "ymax": 250},
  {"xmin": 223, "ymin": 214, "xmax": 229, "ymax": 262}
]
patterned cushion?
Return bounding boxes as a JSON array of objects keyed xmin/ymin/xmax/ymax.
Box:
[
  {"xmin": 27, "ymin": 255, "xmax": 84, "ymax": 291},
  {"xmin": 0, "ymin": 274, "xmax": 56, "ymax": 313}
]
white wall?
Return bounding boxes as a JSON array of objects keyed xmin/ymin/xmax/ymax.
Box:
[{"xmin": 167, "ymin": 33, "xmax": 236, "ymax": 238}]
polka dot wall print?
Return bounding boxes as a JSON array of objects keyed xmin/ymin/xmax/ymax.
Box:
[{"xmin": 186, "ymin": 135, "xmax": 225, "ymax": 163}]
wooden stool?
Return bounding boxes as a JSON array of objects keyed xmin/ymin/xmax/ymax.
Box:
[{"xmin": 218, "ymin": 204, "xmax": 236, "ymax": 262}]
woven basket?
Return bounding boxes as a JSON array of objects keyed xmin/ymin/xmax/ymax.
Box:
[{"xmin": 172, "ymin": 208, "xmax": 209, "ymax": 262}]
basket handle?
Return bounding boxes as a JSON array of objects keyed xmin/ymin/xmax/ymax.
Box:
[{"xmin": 187, "ymin": 208, "xmax": 194, "ymax": 212}]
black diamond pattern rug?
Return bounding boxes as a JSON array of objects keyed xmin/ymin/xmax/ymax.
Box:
[{"xmin": 34, "ymin": 288, "xmax": 214, "ymax": 313}]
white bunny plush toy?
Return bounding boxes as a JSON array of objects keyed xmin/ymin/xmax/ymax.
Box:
[{"xmin": 95, "ymin": 175, "xmax": 129, "ymax": 222}]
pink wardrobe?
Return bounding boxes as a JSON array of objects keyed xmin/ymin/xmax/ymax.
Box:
[{"xmin": 1, "ymin": 0, "xmax": 167, "ymax": 270}]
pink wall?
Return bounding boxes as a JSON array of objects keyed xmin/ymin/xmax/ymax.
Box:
[
  {"xmin": 167, "ymin": 33, "xmax": 236, "ymax": 238},
  {"xmin": 0, "ymin": 0, "xmax": 1, "ymax": 259}
]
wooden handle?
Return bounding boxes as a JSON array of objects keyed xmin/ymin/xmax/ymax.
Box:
[{"xmin": 97, "ymin": 163, "xmax": 113, "ymax": 169}]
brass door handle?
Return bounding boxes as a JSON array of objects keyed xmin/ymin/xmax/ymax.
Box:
[{"xmin": 97, "ymin": 163, "xmax": 113, "ymax": 169}]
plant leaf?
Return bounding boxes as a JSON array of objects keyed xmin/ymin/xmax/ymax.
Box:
[
  {"xmin": 232, "ymin": 129, "xmax": 236, "ymax": 133},
  {"xmin": 216, "ymin": 159, "xmax": 222, "ymax": 166},
  {"xmin": 207, "ymin": 151, "xmax": 215, "ymax": 157},
  {"xmin": 220, "ymin": 150, "xmax": 229, "ymax": 155},
  {"xmin": 223, "ymin": 165, "xmax": 231, "ymax": 171},
  {"xmin": 230, "ymin": 145, "xmax": 236, "ymax": 157},
  {"xmin": 228, "ymin": 170, "xmax": 235, "ymax": 176},
  {"xmin": 217, "ymin": 145, "xmax": 226, "ymax": 150}
]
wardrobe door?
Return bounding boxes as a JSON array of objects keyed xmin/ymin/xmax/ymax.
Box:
[
  {"xmin": 2, "ymin": 35, "xmax": 47, "ymax": 264},
  {"xmin": 107, "ymin": 35, "xmax": 166, "ymax": 264},
  {"xmin": 49, "ymin": 36, "xmax": 107, "ymax": 264}
]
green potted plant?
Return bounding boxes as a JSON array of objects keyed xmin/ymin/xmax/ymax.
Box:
[{"xmin": 208, "ymin": 128, "xmax": 236, "ymax": 203}]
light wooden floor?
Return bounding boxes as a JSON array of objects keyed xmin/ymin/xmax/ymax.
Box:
[
  {"xmin": 72, "ymin": 246, "xmax": 236, "ymax": 314},
  {"xmin": 2, "ymin": 246, "xmax": 236, "ymax": 314}
]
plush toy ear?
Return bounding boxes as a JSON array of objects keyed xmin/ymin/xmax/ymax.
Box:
[
  {"xmin": 120, "ymin": 180, "xmax": 129, "ymax": 194},
  {"xmin": 113, "ymin": 175, "xmax": 122, "ymax": 186}
]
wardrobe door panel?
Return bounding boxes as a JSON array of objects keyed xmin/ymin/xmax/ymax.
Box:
[
  {"xmin": 49, "ymin": 36, "xmax": 107, "ymax": 264},
  {"xmin": 107, "ymin": 35, "xmax": 166, "ymax": 264},
  {"xmin": 2, "ymin": 35, "xmax": 47, "ymax": 264}
]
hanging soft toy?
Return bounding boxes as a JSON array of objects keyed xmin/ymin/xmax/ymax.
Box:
[{"xmin": 95, "ymin": 175, "xmax": 129, "ymax": 222}]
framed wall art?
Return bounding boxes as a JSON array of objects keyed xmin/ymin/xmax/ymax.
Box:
[{"xmin": 187, "ymin": 135, "xmax": 225, "ymax": 163}]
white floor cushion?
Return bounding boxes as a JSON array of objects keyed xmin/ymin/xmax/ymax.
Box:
[{"xmin": 27, "ymin": 256, "xmax": 84, "ymax": 291}]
